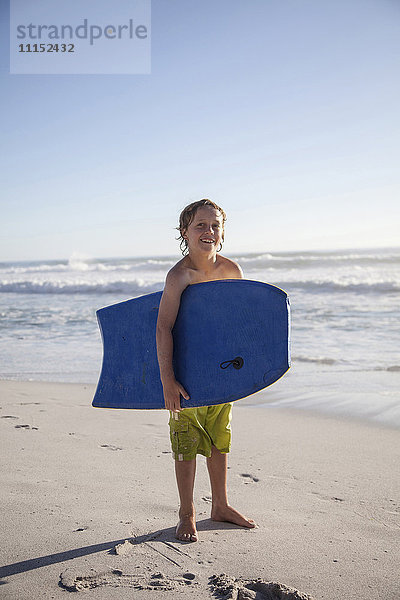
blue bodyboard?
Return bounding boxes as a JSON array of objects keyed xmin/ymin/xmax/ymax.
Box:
[{"xmin": 92, "ymin": 279, "xmax": 290, "ymax": 409}]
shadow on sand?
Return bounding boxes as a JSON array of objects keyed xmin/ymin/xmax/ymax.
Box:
[{"xmin": 0, "ymin": 517, "xmax": 241, "ymax": 581}]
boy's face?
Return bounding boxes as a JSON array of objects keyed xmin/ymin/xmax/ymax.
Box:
[{"xmin": 183, "ymin": 206, "xmax": 224, "ymax": 254}]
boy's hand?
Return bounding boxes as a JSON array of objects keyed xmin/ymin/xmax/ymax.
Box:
[{"xmin": 163, "ymin": 379, "xmax": 190, "ymax": 413}]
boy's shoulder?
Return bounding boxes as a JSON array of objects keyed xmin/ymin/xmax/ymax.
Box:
[
  {"xmin": 216, "ymin": 254, "xmax": 243, "ymax": 278},
  {"xmin": 164, "ymin": 258, "xmax": 192, "ymax": 290}
]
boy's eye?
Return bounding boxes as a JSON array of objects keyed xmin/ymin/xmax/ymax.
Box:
[{"xmin": 194, "ymin": 222, "xmax": 221, "ymax": 228}]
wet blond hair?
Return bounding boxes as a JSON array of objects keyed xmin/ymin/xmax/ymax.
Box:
[{"xmin": 177, "ymin": 199, "xmax": 227, "ymax": 255}]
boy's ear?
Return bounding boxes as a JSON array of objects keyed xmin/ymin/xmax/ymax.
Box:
[{"xmin": 181, "ymin": 228, "xmax": 187, "ymax": 240}]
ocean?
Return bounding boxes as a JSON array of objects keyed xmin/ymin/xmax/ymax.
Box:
[{"xmin": 1, "ymin": 248, "xmax": 399, "ymax": 427}]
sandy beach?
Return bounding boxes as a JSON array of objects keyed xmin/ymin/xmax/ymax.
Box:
[{"xmin": 0, "ymin": 380, "xmax": 399, "ymax": 599}]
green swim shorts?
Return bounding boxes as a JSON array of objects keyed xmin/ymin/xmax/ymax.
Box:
[{"xmin": 169, "ymin": 403, "xmax": 233, "ymax": 461}]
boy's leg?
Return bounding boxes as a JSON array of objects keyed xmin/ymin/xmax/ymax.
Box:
[
  {"xmin": 169, "ymin": 408, "xmax": 208, "ymax": 542},
  {"xmin": 207, "ymin": 445, "xmax": 255, "ymax": 528},
  {"xmin": 175, "ymin": 458, "xmax": 197, "ymax": 542},
  {"xmin": 169, "ymin": 408, "xmax": 212, "ymax": 543}
]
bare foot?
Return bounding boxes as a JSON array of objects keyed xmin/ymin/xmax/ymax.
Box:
[
  {"xmin": 211, "ymin": 504, "xmax": 256, "ymax": 528},
  {"xmin": 175, "ymin": 512, "xmax": 198, "ymax": 542}
]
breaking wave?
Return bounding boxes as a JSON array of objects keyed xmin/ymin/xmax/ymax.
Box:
[
  {"xmin": 0, "ymin": 279, "xmax": 163, "ymax": 295},
  {"xmin": 275, "ymin": 280, "xmax": 400, "ymax": 294},
  {"xmin": 1, "ymin": 277, "xmax": 397, "ymax": 295},
  {"xmin": 292, "ymin": 356, "xmax": 337, "ymax": 365}
]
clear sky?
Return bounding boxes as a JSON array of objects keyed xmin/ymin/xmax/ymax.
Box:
[{"xmin": 1, "ymin": 0, "xmax": 399, "ymax": 261}]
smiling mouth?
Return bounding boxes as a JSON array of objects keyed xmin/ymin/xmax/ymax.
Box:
[{"xmin": 200, "ymin": 239, "xmax": 215, "ymax": 244}]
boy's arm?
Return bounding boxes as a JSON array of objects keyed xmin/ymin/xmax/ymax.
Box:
[{"xmin": 156, "ymin": 268, "xmax": 190, "ymax": 412}]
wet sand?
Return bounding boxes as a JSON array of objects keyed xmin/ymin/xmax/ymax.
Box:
[{"xmin": 0, "ymin": 380, "xmax": 399, "ymax": 599}]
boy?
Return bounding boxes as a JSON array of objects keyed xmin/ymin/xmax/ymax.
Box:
[{"xmin": 156, "ymin": 199, "xmax": 255, "ymax": 542}]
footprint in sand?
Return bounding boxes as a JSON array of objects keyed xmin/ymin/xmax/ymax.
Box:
[
  {"xmin": 1, "ymin": 415, "xmax": 19, "ymax": 419},
  {"xmin": 209, "ymin": 574, "xmax": 315, "ymax": 600},
  {"xmin": 239, "ymin": 473, "xmax": 260, "ymax": 483},
  {"xmin": 60, "ymin": 569, "xmax": 197, "ymax": 592},
  {"xmin": 18, "ymin": 402, "xmax": 41, "ymax": 405},
  {"xmin": 311, "ymin": 491, "xmax": 345, "ymax": 503},
  {"xmin": 14, "ymin": 424, "xmax": 39, "ymax": 430},
  {"xmin": 99, "ymin": 444, "xmax": 123, "ymax": 451}
]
